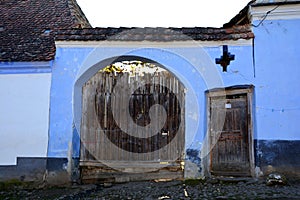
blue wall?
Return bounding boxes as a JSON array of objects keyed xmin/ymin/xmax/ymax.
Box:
[
  {"xmin": 48, "ymin": 17, "xmax": 300, "ymax": 159},
  {"xmin": 252, "ymin": 18, "xmax": 300, "ymax": 140},
  {"xmin": 48, "ymin": 30, "xmax": 300, "ymax": 181},
  {"xmin": 48, "ymin": 48, "xmax": 92, "ymax": 157},
  {"xmin": 48, "ymin": 44, "xmax": 254, "ymax": 158}
]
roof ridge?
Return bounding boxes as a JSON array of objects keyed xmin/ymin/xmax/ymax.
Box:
[
  {"xmin": 56, "ymin": 24, "xmax": 252, "ymax": 31},
  {"xmin": 55, "ymin": 25, "xmax": 254, "ymax": 42},
  {"xmin": 0, "ymin": 0, "xmax": 92, "ymax": 61}
]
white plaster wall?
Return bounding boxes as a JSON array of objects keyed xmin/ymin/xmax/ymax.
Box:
[{"xmin": 0, "ymin": 73, "xmax": 51, "ymax": 165}]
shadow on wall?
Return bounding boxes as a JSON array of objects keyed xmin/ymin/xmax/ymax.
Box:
[
  {"xmin": 255, "ymin": 140, "xmax": 300, "ymax": 179},
  {"xmin": 0, "ymin": 157, "xmax": 71, "ymax": 186}
]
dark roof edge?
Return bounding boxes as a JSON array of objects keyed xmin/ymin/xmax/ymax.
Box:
[
  {"xmin": 224, "ymin": 0, "xmax": 300, "ymax": 28},
  {"xmin": 223, "ymin": 0, "xmax": 255, "ymax": 28},
  {"xmin": 67, "ymin": 0, "xmax": 92, "ymax": 28},
  {"xmin": 252, "ymin": 1, "xmax": 300, "ymax": 7},
  {"xmin": 205, "ymin": 84, "xmax": 254, "ymax": 93},
  {"xmin": 54, "ymin": 25, "xmax": 254, "ymax": 42}
]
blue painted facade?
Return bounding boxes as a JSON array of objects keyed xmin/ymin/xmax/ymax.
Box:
[
  {"xmin": 250, "ymin": 16, "xmax": 300, "ymax": 176},
  {"xmin": 1, "ymin": 2, "xmax": 300, "ymax": 182},
  {"xmin": 48, "ymin": 45, "xmax": 254, "ymax": 158},
  {"xmin": 252, "ymin": 18, "xmax": 300, "ymax": 140},
  {"xmin": 47, "ymin": 16, "xmax": 300, "ymax": 178}
]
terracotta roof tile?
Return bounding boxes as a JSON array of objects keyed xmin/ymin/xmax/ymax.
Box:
[
  {"xmin": 0, "ymin": 0, "xmax": 91, "ymax": 62},
  {"xmin": 55, "ymin": 25, "xmax": 254, "ymax": 42},
  {"xmin": 1, "ymin": 0, "xmax": 254, "ymax": 62}
]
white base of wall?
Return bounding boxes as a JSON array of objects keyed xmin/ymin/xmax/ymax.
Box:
[{"xmin": 0, "ymin": 73, "xmax": 51, "ymax": 165}]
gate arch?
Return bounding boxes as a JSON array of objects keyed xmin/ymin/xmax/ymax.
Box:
[{"xmin": 77, "ymin": 56, "xmax": 186, "ymax": 182}]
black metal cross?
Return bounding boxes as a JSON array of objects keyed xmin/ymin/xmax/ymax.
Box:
[{"xmin": 215, "ymin": 45, "xmax": 235, "ymax": 72}]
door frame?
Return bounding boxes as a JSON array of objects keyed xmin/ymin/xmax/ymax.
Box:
[{"xmin": 204, "ymin": 85, "xmax": 255, "ymax": 177}]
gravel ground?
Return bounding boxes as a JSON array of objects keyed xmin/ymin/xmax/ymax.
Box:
[{"xmin": 1, "ymin": 179, "xmax": 300, "ymax": 200}]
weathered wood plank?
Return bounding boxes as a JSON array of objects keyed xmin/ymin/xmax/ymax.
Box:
[
  {"xmin": 80, "ymin": 67, "xmax": 185, "ymax": 182},
  {"xmin": 209, "ymin": 93, "xmax": 251, "ymax": 176}
]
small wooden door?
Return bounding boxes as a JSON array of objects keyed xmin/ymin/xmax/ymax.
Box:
[{"xmin": 207, "ymin": 86, "xmax": 254, "ymax": 177}]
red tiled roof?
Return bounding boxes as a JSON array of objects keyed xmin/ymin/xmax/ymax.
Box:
[
  {"xmin": 0, "ymin": 0, "xmax": 91, "ymax": 62},
  {"xmin": 55, "ymin": 25, "xmax": 254, "ymax": 42},
  {"xmin": 0, "ymin": 0, "xmax": 254, "ymax": 62}
]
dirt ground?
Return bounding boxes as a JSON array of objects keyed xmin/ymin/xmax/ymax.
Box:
[{"xmin": 1, "ymin": 178, "xmax": 300, "ymax": 200}]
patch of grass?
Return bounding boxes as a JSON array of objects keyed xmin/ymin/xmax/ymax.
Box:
[
  {"xmin": 0, "ymin": 179, "xmax": 25, "ymax": 190},
  {"xmin": 183, "ymin": 179, "xmax": 205, "ymax": 186},
  {"xmin": 0, "ymin": 179, "xmax": 38, "ymax": 191}
]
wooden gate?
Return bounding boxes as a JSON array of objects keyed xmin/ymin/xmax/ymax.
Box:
[
  {"xmin": 206, "ymin": 86, "xmax": 254, "ymax": 177},
  {"xmin": 80, "ymin": 70, "xmax": 185, "ymax": 183}
]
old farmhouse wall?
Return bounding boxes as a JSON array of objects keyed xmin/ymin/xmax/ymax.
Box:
[{"xmin": 0, "ymin": 0, "xmax": 299, "ymax": 184}]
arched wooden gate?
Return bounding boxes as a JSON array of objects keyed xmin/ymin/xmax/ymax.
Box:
[{"xmin": 80, "ymin": 63, "xmax": 185, "ymax": 183}]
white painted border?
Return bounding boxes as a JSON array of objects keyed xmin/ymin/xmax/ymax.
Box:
[
  {"xmin": 55, "ymin": 39, "xmax": 252, "ymax": 48},
  {"xmin": 251, "ymin": 3, "xmax": 300, "ymax": 21},
  {"xmin": 0, "ymin": 61, "xmax": 52, "ymax": 74}
]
